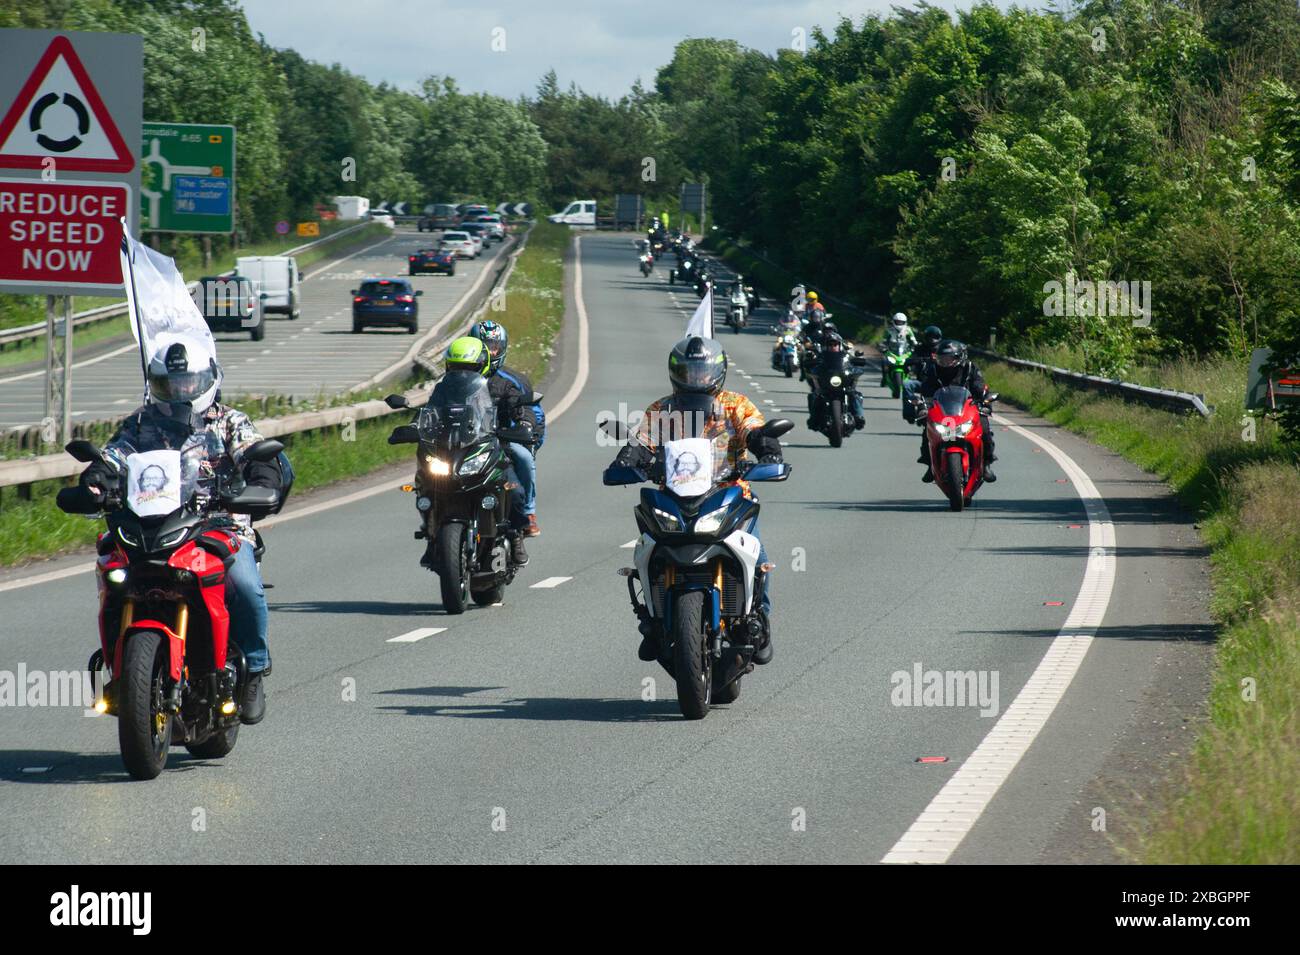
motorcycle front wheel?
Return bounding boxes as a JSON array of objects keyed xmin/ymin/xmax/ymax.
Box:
[
  {"xmin": 828, "ymin": 398, "xmax": 844, "ymax": 447},
  {"xmin": 435, "ymin": 522, "xmax": 472, "ymax": 614},
  {"xmin": 119, "ymin": 630, "xmax": 171, "ymax": 780},
  {"xmin": 672, "ymin": 590, "xmax": 711, "ymax": 720},
  {"xmin": 945, "ymin": 454, "xmax": 966, "ymax": 511}
]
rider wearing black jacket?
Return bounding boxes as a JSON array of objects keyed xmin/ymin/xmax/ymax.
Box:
[{"xmin": 916, "ymin": 340, "xmax": 997, "ymax": 483}]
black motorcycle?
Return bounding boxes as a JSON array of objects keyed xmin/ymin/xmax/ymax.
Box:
[
  {"xmin": 386, "ymin": 373, "xmax": 536, "ymax": 613},
  {"xmin": 670, "ymin": 256, "xmax": 697, "ymax": 285},
  {"xmin": 808, "ymin": 343, "xmax": 868, "ymax": 447},
  {"xmin": 694, "ymin": 268, "xmax": 713, "ymax": 299}
]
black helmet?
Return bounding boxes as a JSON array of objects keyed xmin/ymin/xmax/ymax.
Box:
[
  {"xmin": 923, "ymin": 325, "xmax": 943, "ymax": 347},
  {"xmin": 934, "ymin": 339, "xmax": 968, "ymax": 384},
  {"xmin": 669, "ymin": 336, "xmax": 727, "ymax": 395}
]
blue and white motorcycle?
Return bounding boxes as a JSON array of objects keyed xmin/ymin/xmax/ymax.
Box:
[{"xmin": 604, "ymin": 416, "xmax": 792, "ymax": 719}]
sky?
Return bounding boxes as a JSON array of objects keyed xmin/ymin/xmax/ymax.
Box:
[{"xmin": 238, "ymin": 0, "xmax": 993, "ymax": 100}]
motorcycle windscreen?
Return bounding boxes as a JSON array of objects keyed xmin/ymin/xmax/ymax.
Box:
[
  {"xmin": 932, "ymin": 385, "xmax": 972, "ymax": 417},
  {"xmin": 821, "ymin": 351, "xmax": 850, "ymax": 375},
  {"xmin": 125, "ymin": 449, "xmax": 185, "ymax": 518},
  {"xmin": 663, "ymin": 438, "xmax": 715, "ymax": 498},
  {"xmin": 419, "ymin": 370, "xmax": 496, "ymax": 445}
]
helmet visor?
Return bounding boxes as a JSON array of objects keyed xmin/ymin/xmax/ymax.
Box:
[
  {"xmin": 483, "ymin": 337, "xmax": 505, "ymax": 358},
  {"xmin": 150, "ymin": 366, "xmax": 215, "ymax": 403},
  {"xmin": 935, "ymin": 353, "xmax": 962, "ymax": 369}
]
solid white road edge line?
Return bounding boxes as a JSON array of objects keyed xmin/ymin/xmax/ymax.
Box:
[
  {"xmin": 545, "ymin": 234, "xmax": 590, "ymax": 423},
  {"xmin": 387, "ymin": 627, "xmax": 446, "ymax": 643},
  {"xmin": 880, "ymin": 413, "xmax": 1116, "ymax": 864}
]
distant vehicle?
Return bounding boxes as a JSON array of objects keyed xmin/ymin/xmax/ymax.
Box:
[
  {"xmin": 419, "ymin": 203, "xmax": 458, "ymax": 232},
  {"xmin": 370, "ymin": 210, "xmax": 396, "ymax": 228},
  {"xmin": 548, "ymin": 199, "xmax": 596, "ymax": 226},
  {"xmin": 409, "ymin": 248, "xmax": 456, "ymax": 276},
  {"xmin": 333, "ymin": 195, "xmax": 369, "ymax": 220},
  {"xmin": 475, "ymin": 213, "xmax": 506, "ymax": 241},
  {"xmin": 351, "ymin": 278, "xmax": 422, "ymax": 334},
  {"xmin": 439, "ymin": 231, "xmax": 476, "ymax": 259},
  {"xmin": 235, "ymin": 256, "xmax": 300, "ymax": 320},
  {"xmin": 457, "ymin": 203, "xmax": 491, "ymax": 221},
  {"xmin": 461, "ymin": 222, "xmax": 495, "ymax": 247},
  {"xmin": 196, "ymin": 275, "xmax": 266, "ymax": 341}
]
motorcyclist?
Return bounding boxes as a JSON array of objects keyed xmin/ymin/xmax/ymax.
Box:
[
  {"xmin": 74, "ymin": 335, "xmax": 285, "ymax": 725},
  {"xmin": 804, "ymin": 290, "xmax": 826, "ymax": 321},
  {"xmin": 904, "ymin": 324, "xmax": 943, "ymax": 379},
  {"xmin": 609, "ymin": 336, "xmax": 782, "ymax": 665},
  {"xmin": 882, "ymin": 312, "xmax": 919, "ymax": 385},
  {"xmin": 798, "ymin": 307, "xmax": 832, "ymax": 384},
  {"xmin": 915, "ymin": 339, "xmax": 997, "ymax": 483},
  {"xmin": 806, "ymin": 328, "xmax": 866, "ymax": 429},
  {"xmin": 469, "ymin": 320, "xmax": 545, "ymax": 552}
]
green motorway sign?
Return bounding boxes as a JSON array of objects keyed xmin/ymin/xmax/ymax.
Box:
[{"xmin": 140, "ymin": 122, "xmax": 235, "ymax": 233}]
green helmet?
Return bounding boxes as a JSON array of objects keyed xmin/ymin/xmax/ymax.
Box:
[{"xmin": 445, "ymin": 336, "xmax": 490, "ymax": 376}]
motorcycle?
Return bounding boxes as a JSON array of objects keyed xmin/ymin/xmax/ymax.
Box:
[
  {"xmin": 881, "ymin": 337, "xmax": 913, "ymax": 399},
  {"xmin": 670, "ymin": 257, "xmax": 695, "ymax": 285},
  {"xmin": 771, "ymin": 329, "xmax": 800, "ymax": 377},
  {"xmin": 603, "ymin": 408, "xmax": 793, "ymax": 719},
  {"xmin": 808, "ymin": 342, "xmax": 868, "ymax": 447},
  {"xmin": 385, "ymin": 374, "xmax": 538, "ymax": 613},
  {"xmin": 639, "ymin": 252, "xmax": 654, "ymax": 277},
  {"xmin": 726, "ymin": 284, "xmax": 748, "ymax": 332},
  {"xmin": 694, "ymin": 268, "xmax": 712, "ymax": 298},
  {"xmin": 915, "ymin": 386, "xmax": 998, "ymax": 511},
  {"xmin": 55, "ymin": 437, "xmax": 287, "ymax": 780}
]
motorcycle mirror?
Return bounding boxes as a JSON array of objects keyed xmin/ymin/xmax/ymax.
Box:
[
  {"xmin": 65, "ymin": 439, "xmax": 102, "ymax": 463},
  {"xmin": 243, "ymin": 439, "xmax": 285, "ymax": 463},
  {"xmin": 226, "ymin": 486, "xmax": 279, "ymax": 514},
  {"xmin": 384, "ymin": 393, "xmax": 410, "ymax": 410},
  {"xmin": 761, "ymin": 418, "xmax": 794, "ymax": 438},
  {"xmin": 985, "ymin": 392, "xmax": 1000, "ymax": 404}
]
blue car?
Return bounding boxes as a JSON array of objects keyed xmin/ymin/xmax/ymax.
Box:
[
  {"xmin": 408, "ymin": 248, "xmax": 456, "ymax": 276},
  {"xmin": 352, "ymin": 278, "xmax": 422, "ymax": 334}
]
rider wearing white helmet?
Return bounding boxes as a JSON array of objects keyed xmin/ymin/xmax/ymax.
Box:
[{"xmin": 76, "ymin": 335, "xmax": 285, "ymax": 724}]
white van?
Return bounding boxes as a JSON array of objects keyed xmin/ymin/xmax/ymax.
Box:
[
  {"xmin": 235, "ymin": 256, "xmax": 301, "ymax": 319},
  {"xmin": 548, "ymin": 199, "xmax": 596, "ymax": 226},
  {"xmin": 333, "ymin": 195, "xmax": 370, "ymax": 220}
]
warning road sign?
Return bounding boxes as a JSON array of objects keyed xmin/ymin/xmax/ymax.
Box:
[
  {"xmin": 0, "ymin": 35, "xmax": 133, "ymax": 173},
  {"xmin": 0, "ymin": 29, "xmax": 141, "ymax": 295}
]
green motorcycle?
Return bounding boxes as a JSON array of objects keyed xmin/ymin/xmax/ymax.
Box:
[{"xmin": 881, "ymin": 338, "xmax": 913, "ymax": 399}]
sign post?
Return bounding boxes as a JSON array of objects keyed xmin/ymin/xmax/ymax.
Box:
[{"xmin": 0, "ymin": 29, "xmax": 141, "ymax": 447}]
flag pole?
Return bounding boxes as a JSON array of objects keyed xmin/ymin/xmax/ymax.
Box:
[{"xmin": 120, "ymin": 216, "xmax": 149, "ymax": 399}]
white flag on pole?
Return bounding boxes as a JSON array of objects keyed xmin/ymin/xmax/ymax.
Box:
[
  {"xmin": 685, "ymin": 284, "xmax": 713, "ymax": 339},
  {"xmin": 119, "ymin": 220, "xmax": 216, "ymax": 372}
]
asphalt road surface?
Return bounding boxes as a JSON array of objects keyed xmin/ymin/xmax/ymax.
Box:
[
  {"xmin": 0, "ymin": 227, "xmax": 507, "ymax": 430},
  {"xmin": 0, "ymin": 232, "xmax": 1212, "ymax": 864}
]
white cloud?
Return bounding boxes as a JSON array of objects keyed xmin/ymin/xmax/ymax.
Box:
[{"xmin": 237, "ymin": 0, "xmax": 987, "ymax": 99}]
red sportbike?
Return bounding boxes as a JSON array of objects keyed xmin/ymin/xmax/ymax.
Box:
[
  {"xmin": 57, "ymin": 438, "xmax": 284, "ymax": 780},
  {"xmin": 920, "ymin": 386, "xmax": 998, "ymax": 511}
]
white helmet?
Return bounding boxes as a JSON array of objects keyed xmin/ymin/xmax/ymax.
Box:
[
  {"xmin": 891, "ymin": 312, "xmax": 908, "ymax": 327},
  {"xmin": 146, "ymin": 334, "xmax": 221, "ymax": 421}
]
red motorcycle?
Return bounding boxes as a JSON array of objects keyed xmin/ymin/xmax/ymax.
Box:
[
  {"xmin": 57, "ymin": 438, "xmax": 284, "ymax": 780},
  {"xmin": 919, "ymin": 386, "xmax": 997, "ymax": 511}
]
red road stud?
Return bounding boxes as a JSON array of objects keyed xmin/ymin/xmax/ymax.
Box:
[
  {"xmin": 1066, "ymin": 524, "xmax": 1083, "ymax": 529},
  {"xmin": 916, "ymin": 756, "xmax": 949, "ymax": 763},
  {"xmin": 1055, "ymin": 478, "xmax": 1069, "ymax": 483},
  {"xmin": 1044, "ymin": 600, "xmax": 1064, "ymax": 606}
]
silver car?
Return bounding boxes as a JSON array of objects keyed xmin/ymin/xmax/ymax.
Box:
[{"xmin": 440, "ymin": 230, "xmax": 476, "ymax": 259}]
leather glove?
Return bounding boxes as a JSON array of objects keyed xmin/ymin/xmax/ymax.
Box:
[
  {"xmin": 244, "ymin": 457, "xmax": 283, "ymax": 492},
  {"xmin": 747, "ymin": 431, "xmax": 782, "ymax": 460},
  {"xmin": 79, "ymin": 460, "xmax": 117, "ymax": 494},
  {"xmin": 613, "ymin": 442, "xmax": 654, "ymax": 470}
]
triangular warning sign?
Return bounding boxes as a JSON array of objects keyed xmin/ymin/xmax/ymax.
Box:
[{"xmin": 0, "ymin": 35, "xmax": 134, "ymax": 173}]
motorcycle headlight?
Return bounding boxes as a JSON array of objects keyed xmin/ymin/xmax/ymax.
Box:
[
  {"xmin": 116, "ymin": 526, "xmax": 140, "ymax": 548},
  {"xmin": 426, "ymin": 456, "xmax": 451, "ymax": 476},
  {"xmin": 457, "ymin": 445, "xmax": 493, "ymax": 476},
  {"xmin": 105, "ymin": 568, "xmax": 128, "ymax": 587},
  {"xmin": 693, "ymin": 505, "xmax": 729, "ymax": 535},
  {"xmin": 157, "ymin": 527, "xmax": 189, "ymax": 549},
  {"xmin": 830, "ymin": 375, "xmax": 843, "ymax": 387},
  {"xmin": 956, "ymin": 420, "xmax": 974, "ymax": 437},
  {"xmin": 651, "ymin": 506, "xmax": 683, "ymax": 532}
]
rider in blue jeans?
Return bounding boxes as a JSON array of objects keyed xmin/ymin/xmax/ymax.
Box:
[{"xmin": 470, "ymin": 320, "xmax": 545, "ymax": 564}]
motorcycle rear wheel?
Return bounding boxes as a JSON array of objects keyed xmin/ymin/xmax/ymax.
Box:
[
  {"xmin": 186, "ymin": 723, "xmax": 239, "ymax": 760},
  {"xmin": 119, "ymin": 630, "xmax": 171, "ymax": 780},
  {"xmin": 945, "ymin": 454, "xmax": 966, "ymax": 511},
  {"xmin": 672, "ymin": 590, "xmax": 711, "ymax": 720},
  {"xmin": 435, "ymin": 522, "xmax": 472, "ymax": 614}
]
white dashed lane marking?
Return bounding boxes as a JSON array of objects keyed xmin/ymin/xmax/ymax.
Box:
[
  {"xmin": 530, "ymin": 576, "xmax": 573, "ymax": 589},
  {"xmin": 387, "ymin": 627, "xmax": 446, "ymax": 643}
]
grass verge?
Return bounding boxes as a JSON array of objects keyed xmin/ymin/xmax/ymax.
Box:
[
  {"xmin": 487, "ymin": 219, "xmax": 567, "ymax": 384},
  {"xmin": 983, "ymin": 356, "xmax": 1300, "ymax": 862}
]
